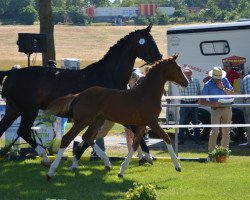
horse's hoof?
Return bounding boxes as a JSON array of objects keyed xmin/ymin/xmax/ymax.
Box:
[
  {"xmin": 105, "ymin": 166, "xmax": 111, "ymax": 171},
  {"xmin": 147, "ymin": 159, "xmax": 154, "ymax": 165},
  {"xmin": 41, "ymin": 161, "xmax": 51, "ymax": 168},
  {"xmin": 175, "ymin": 167, "xmax": 181, "ymax": 172},
  {"xmin": 118, "ymin": 173, "xmax": 123, "ymax": 178},
  {"xmin": 46, "ymin": 174, "xmax": 52, "ymax": 181},
  {"xmin": 69, "ymin": 166, "xmax": 77, "ymax": 172}
]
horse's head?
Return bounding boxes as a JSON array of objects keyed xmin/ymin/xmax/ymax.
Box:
[
  {"xmin": 166, "ymin": 55, "xmax": 188, "ymax": 87},
  {"xmin": 133, "ymin": 24, "xmax": 162, "ymax": 64}
]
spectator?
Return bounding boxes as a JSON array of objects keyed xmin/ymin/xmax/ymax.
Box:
[
  {"xmin": 223, "ymin": 62, "xmax": 240, "ymax": 87},
  {"xmin": 240, "ymin": 74, "xmax": 250, "ymax": 148},
  {"xmin": 199, "ymin": 67, "xmax": 234, "ymax": 154},
  {"xmin": 178, "ymin": 67, "xmax": 202, "ymax": 145},
  {"xmin": 47, "ymin": 60, "xmax": 57, "ymax": 68}
]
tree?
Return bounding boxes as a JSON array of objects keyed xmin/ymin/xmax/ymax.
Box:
[
  {"xmin": 237, "ymin": 0, "xmax": 250, "ymax": 18},
  {"xmin": 204, "ymin": 0, "xmax": 221, "ymax": 22},
  {"xmin": 19, "ymin": 5, "xmax": 38, "ymax": 25},
  {"xmin": 38, "ymin": 0, "xmax": 55, "ymax": 66}
]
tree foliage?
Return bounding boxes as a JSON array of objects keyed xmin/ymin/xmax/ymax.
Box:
[{"xmin": 0, "ymin": 0, "xmax": 250, "ymax": 25}]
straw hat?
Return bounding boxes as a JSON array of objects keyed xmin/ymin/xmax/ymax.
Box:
[{"xmin": 209, "ymin": 67, "xmax": 226, "ymax": 79}]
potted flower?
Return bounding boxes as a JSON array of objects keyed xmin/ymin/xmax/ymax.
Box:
[
  {"xmin": 125, "ymin": 182, "xmax": 157, "ymax": 200},
  {"xmin": 210, "ymin": 146, "xmax": 231, "ymax": 163}
]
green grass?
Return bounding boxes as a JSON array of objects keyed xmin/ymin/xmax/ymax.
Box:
[{"xmin": 0, "ymin": 156, "xmax": 250, "ymax": 200}]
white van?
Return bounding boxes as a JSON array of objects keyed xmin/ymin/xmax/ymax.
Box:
[{"xmin": 166, "ymin": 21, "xmax": 250, "ymax": 141}]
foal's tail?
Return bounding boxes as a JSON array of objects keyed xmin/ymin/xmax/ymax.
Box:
[
  {"xmin": 0, "ymin": 71, "xmax": 10, "ymax": 85},
  {"xmin": 45, "ymin": 94, "xmax": 78, "ymax": 116}
]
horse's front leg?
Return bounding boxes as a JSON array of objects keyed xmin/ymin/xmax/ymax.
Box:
[
  {"xmin": 118, "ymin": 126, "xmax": 145, "ymax": 178},
  {"xmin": 149, "ymin": 122, "xmax": 181, "ymax": 172}
]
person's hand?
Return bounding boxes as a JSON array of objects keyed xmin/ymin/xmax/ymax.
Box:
[
  {"xmin": 211, "ymin": 101, "xmax": 220, "ymax": 107},
  {"xmin": 215, "ymin": 80, "xmax": 224, "ymax": 90}
]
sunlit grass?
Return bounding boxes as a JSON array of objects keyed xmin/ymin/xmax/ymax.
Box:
[{"xmin": 0, "ymin": 156, "xmax": 250, "ymax": 200}]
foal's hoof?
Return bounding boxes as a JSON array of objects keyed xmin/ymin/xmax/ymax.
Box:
[
  {"xmin": 46, "ymin": 174, "xmax": 52, "ymax": 181},
  {"xmin": 117, "ymin": 173, "xmax": 123, "ymax": 178},
  {"xmin": 69, "ymin": 166, "xmax": 77, "ymax": 172},
  {"xmin": 147, "ymin": 159, "xmax": 154, "ymax": 165},
  {"xmin": 41, "ymin": 161, "xmax": 51, "ymax": 168},
  {"xmin": 105, "ymin": 166, "xmax": 111, "ymax": 171},
  {"xmin": 175, "ymin": 167, "xmax": 181, "ymax": 172}
]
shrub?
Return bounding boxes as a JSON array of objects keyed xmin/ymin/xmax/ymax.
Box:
[
  {"xmin": 125, "ymin": 182, "xmax": 157, "ymax": 200},
  {"xmin": 53, "ymin": 7, "xmax": 66, "ymax": 24}
]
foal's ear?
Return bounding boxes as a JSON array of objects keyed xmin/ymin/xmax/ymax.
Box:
[
  {"xmin": 145, "ymin": 23, "xmax": 153, "ymax": 33},
  {"xmin": 172, "ymin": 54, "xmax": 179, "ymax": 61}
]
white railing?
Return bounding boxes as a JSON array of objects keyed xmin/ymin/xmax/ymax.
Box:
[{"xmin": 161, "ymin": 94, "xmax": 250, "ymax": 156}]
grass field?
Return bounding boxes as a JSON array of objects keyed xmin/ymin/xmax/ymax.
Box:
[{"xmin": 0, "ymin": 156, "xmax": 250, "ymax": 200}]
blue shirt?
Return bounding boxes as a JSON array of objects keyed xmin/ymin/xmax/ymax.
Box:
[{"xmin": 201, "ymin": 77, "xmax": 233, "ymax": 102}]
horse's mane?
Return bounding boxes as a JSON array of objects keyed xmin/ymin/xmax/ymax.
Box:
[{"xmin": 84, "ymin": 29, "xmax": 144, "ymax": 70}]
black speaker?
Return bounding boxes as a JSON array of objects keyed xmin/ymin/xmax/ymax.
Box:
[{"xmin": 17, "ymin": 33, "xmax": 46, "ymax": 54}]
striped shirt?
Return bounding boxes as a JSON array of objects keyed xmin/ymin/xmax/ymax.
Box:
[
  {"xmin": 241, "ymin": 75, "xmax": 250, "ymax": 94},
  {"xmin": 179, "ymin": 78, "xmax": 201, "ymax": 101}
]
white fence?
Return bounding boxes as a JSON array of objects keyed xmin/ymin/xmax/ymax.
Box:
[{"xmin": 161, "ymin": 94, "xmax": 250, "ymax": 156}]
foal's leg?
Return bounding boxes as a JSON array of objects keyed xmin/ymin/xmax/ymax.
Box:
[
  {"xmin": 118, "ymin": 126, "xmax": 146, "ymax": 177},
  {"xmin": 70, "ymin": 118, "xmax": 111, "ymax": 171},
  {"xmin": 47, "ymin": 123, "xmax": 86, "ymax": 179},
  {"xmin": 95, "ymin": 120, "xmax": 115, "ymax": 139},
  {"xmin": 149, "ymin": 122, "xmax": 181, "ymax": 172}
]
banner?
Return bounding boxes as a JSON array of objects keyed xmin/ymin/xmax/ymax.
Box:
[{"xmin": 0, "ymin": 105, "xmax": 67, "ymax": 153}]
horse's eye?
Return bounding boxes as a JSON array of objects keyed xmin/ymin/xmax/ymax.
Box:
[{"xmin": 139, "ymin": 38, "xmax": 145, "ymax": 45}]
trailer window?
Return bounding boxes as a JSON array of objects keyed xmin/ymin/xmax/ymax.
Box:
[{"xmin": 200, "ymin": 40, "xmax": 230, "ymax": 56}]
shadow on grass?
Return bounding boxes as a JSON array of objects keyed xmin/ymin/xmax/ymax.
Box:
[{"xmin": 0, "ymin": 159, "xmax": 135, "ymax": 200}]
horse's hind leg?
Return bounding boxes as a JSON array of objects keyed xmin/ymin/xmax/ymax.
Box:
[
  {"xmin": 70, "ymin": 118, "xmax": 111, "ymax": 171},
  {"xmin": 118, "ymin": 125, "xmax": 146, "ymax": 178},
  {"xmin": 17, "ymin": 109, "xmax": 51, "ymax": 166},
  {"xmin": 47, "ymin": 123, "xmax": 87, "ymax": 179},
  {"xmin": 149, "ymin": 121, "xmax": 181, "ymax": 172}
]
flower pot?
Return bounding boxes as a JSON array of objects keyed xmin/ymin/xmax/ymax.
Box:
[{"xmin": 215, "ymin": 156, "xmax": 227, "ymax": 163}]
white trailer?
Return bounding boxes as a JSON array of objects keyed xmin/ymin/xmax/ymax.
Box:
[{"xmin": 166, "ymin": 21, "xmax": 250, "ymax": 141}]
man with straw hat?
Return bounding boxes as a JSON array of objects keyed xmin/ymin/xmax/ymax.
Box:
[{"xmin": 200, "ymin": 67, "xmax": 234, "ymax": 155}]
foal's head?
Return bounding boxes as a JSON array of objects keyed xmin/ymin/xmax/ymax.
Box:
[{"xmin": 161, "ymin": 55, "xmax": 188, "ymax": 87}]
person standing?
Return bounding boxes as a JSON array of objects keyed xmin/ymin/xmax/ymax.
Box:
[
  {"xmin": 200, "ymin": 67, "xmax": 234, "ymax": 153},
  {"xmin": 223, "ymin": 62, "xmax": 240, "ymax": 89},
  {"xmin": 240, "ymin": 74, "xmax": 250, "ymax": 147},
  {"xmin": 178, "ymin": 67, "xmax": 202, "ymax": 145}
]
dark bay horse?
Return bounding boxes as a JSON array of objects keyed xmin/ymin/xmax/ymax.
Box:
[
  {"xmin": 0, "ymin": 25, "xmax": 162, "ymax": 166},
  {"xmin": 46, "ymin": 55, "xmax": 188, "ymax": 179}
]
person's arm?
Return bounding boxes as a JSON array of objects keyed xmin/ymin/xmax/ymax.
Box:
[
  {"xmin": 199, "ymin": 82, "xmax": 220, "ymax": 107},
  {"xmin": 199, "ymin": 99, "xmax": 220, "ymax": 107}
]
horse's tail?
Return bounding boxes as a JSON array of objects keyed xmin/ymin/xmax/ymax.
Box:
[
  {"xmin": 45, "ymin": 94, "xmax": 78, "ymax": 116},
  {"xmin": 0, "ymin": 71, "xmax": 10, "ymax": 85}
]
